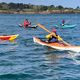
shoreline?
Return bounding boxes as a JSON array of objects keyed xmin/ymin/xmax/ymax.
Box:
[{"xmin": 0, "ymin": 9, "xmax": 80, "ymax": 14}]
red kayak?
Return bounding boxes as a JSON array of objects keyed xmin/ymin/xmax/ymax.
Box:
[{"xmin": 0, "ymin": 34, "xmax": 19, "ymax": 41}]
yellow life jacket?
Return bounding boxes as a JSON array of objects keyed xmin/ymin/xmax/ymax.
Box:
[
  {"xmin": 46, "ymin": 34, "xmax": 52, "ymax": 39},
  {"xmin": 51, "ymin": 32, "xmax": 63, "ymax": 41},
  {"xmin": 46, "ymin": 33, "xmax": 63, "ymax": 41}
]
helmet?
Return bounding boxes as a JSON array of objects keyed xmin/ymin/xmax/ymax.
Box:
[{"xmin": 52, "ymin": 28, "xmax": 56, "ymax": 33}]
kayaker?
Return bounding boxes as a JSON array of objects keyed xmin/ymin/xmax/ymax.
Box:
[
  {"xmin": 23, "ymin": 19, "xmax": 31, "ymax": 28},
  {"xmin": 46, "ymin": 29, "xmax": 58, "ymax": 43},
  {"xmin": 62, "ymin": 19, "xmax": 65, "ymax": 26}
]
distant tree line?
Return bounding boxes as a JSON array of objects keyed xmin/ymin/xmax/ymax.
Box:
[
  {"xmin": 0, "ymin": 2, "xmax": 79, "ymax": 11},
  {"xmin": 0, "ymin": 2, "xmax": 80, "ymax": 13}
]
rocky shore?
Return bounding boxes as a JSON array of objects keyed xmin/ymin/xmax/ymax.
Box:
[{"xmin": 0, "ymin": 9, "xmax": 80, "ymax": 14}]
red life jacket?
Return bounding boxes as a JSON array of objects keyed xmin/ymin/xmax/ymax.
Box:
[{"xmin": 23, "ymin": 20, "xmax": 31, "ymax": 27}]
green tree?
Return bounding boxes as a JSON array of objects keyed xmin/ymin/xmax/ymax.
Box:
[
  {"xmin": 76, "ymin": 6, "xmax": 80, "ymax": 10},
  {"xmin": 57, "ymin": 5, "xmax": 63, "ymax": 10}
]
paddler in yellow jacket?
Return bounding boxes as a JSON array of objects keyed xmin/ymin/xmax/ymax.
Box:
[
  {"xmin": 46, "ymin": 29, "xmax": 61, "ymax": 43},
  {"xmin": 45, "ymin": 28, "xmax": 70, "ymax": 46}
]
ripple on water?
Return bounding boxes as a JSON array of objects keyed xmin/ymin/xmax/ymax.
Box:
[{"xmin": 0, "ymin": 14, "xmax": 80, "ymax": 80}]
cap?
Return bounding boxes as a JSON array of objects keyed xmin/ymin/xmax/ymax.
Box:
[{"xmin": 52, "ymin": 28, "xmax": 56, "ymax": 33}]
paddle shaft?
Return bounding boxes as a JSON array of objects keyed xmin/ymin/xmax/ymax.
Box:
[
  {"xmin": 37, "ymin": 23, "xmax": 71, "ymax": 46},
  {"xmin": 37, "ymin": 23, "xmax": 57, "ymax": 37}
]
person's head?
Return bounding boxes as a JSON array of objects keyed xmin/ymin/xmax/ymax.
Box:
[
  {"xmin": 25, "ymin": 19, "xmax": 28, "ymax": 21},
  {"xmin": 62, "ymin": 19, "xmax": 65, "ymax": 23},
  {"xmin": 62, "ymin": 19, "xmax": 64, "ymax": 21},
  {"xmin": 52, "ymin": 28, "xmax": 56, "ymax": 33}
]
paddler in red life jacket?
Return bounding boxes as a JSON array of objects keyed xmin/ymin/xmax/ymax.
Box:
[
  {"xmin": 23, "ymin": 19, "xmax": 31, "ymax": 28},
  {"xmin": 46, "ymin": 29, "xmax": 58, "ymax": 43}
]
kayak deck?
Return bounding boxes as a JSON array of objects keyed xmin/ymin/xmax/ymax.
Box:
[{"xmin": 33, "ymin": 37, "xmax": 80, "ymax": 52}]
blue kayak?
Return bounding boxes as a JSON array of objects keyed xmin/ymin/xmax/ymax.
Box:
[
  {"xmin": 55, "ymin": 24, "xmax": 76, "ymax": 29},
  {"xmin": 61, "ymin": 24, "xmax": 76, "ymax": 28}
]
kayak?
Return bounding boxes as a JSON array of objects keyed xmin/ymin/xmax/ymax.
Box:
[
  {"xmin": 28, "ymin": 25, "xmax": 37, "ymax": 28},
  {"xmin": 19, "ymin": 24, "xmax": 37, "ymax": 28},
  {"xmin": 61, "ymin": 24, "xmax": 76, "ymax": 28},
  {"xmin": 55, "ymin": 24, "xmax": 76, "ymax": 29},
  {"xmin": 0, "ymin": 34, "xmax": 19, "ymax": 41},
  {"xmin": 33, "ymin": 37, "xmax": 80, "ymax": 52}
]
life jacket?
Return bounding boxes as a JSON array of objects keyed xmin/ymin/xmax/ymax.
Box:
[
  {"xmin": 51, "ymin": 32, "xmax": 63, "ymax": 41},
  {"xmin": 24, "ymin": 20, "xmax": 31, "ymax": 27},
  {"xmin": 46, "ymin": 34, "xmax": 52, "ymax": 39},
  {"xmin": 46, "ymin": 33, "xmax": 62, "ymax": 41}
]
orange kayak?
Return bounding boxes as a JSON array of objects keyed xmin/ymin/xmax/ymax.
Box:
[
  {"xmin": 0, "ymin": 34, "xmax": 19, "ymax": 41},
  {"xmin": 33, "ymin": 37, "xmax": 80, "ymax": 52}
]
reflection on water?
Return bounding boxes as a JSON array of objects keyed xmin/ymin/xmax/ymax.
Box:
[
  {"xmin": 0, "ymin": 41, "xmax": 18, "ymax": 53},
  {"xmin": 43, "ymin": 47, "xmax": 80, "ymax": 65},
  {"xmin": 43, "ymin": 49, "xmax": 68, "ymax": 64}
]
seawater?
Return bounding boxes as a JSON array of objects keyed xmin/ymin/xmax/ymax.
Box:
[{"xmin": 0, "ymin": 14, "xmax": 80, "ymax": 80}]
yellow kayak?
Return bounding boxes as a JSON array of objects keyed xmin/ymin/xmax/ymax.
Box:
[{"xmin": 0, "ymin": 34, "xmax": 19, "ymax": 41}]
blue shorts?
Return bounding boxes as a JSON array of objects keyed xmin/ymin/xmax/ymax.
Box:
[{"xmin": 50, "ymin": 38, "xmax": 58, "ymax": 42}]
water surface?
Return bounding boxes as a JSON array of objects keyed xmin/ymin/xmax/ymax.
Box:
[{"xmin": 0, "ymin": 14, "xmax": 80, "ymax": 80}]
